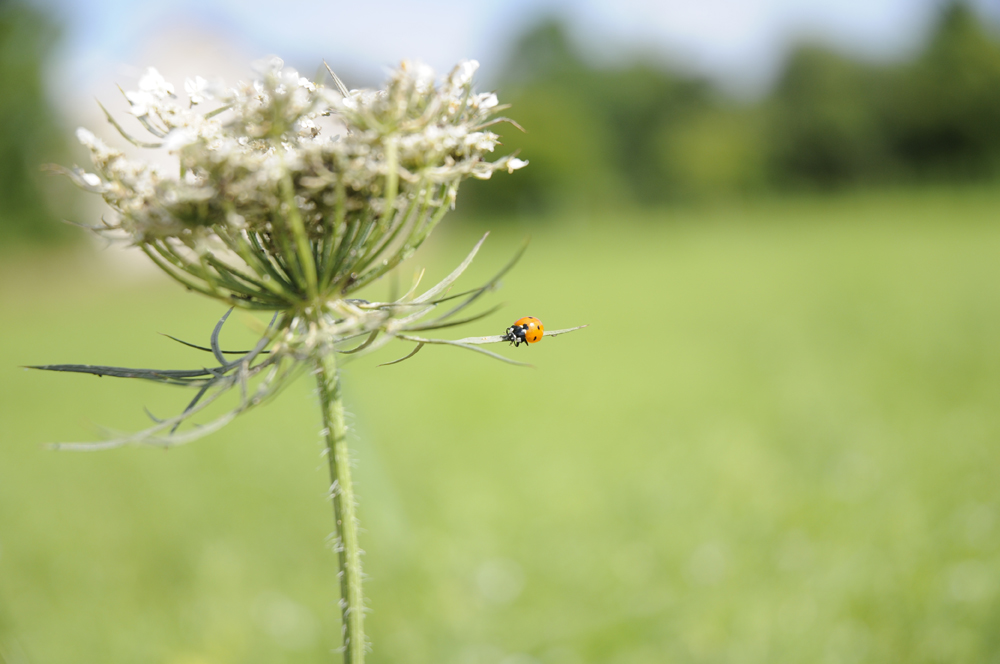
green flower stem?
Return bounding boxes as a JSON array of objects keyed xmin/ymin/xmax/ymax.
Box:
[
  {"xmin": 281, "ymin": 173, "xmax": 318, "ymax": 300},
  {"xmin": 315, "ymin": 351, "xmax": 366, "ymax": 663},
  {"xmin": 380, "ymin": 138, "xmax": 399, "ymax": 228}
]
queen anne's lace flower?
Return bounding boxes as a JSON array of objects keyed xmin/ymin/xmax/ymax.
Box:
[
  {"xmin": 45, "ymin": 56, "xmax": 588, "ymax": 456},
  {"xmin": 68, "ymin": 58, "xmax": 527, "ymax": 310}
]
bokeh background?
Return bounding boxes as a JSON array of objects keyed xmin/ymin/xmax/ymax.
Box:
[{"xmin": 3, "ymin": 1, "xmax": 1000, "ymax": 662}]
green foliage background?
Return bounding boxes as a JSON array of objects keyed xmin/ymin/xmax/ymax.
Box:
[
  {"xmin": 0, "ymin": 2, "xmax": 73, "ymax": 245},
  {"xmin": 4, "ymin": 190, "xmax": 1000, "ymax": 663}
]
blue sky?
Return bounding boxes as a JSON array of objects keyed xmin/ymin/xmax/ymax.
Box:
[{"xmin": 31, "ymin": 0, "xmax": 1000, "ymax": 96}]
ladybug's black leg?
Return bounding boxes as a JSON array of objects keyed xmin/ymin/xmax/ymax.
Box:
[{"xmin": 505, "ymin": 324, "xmax": 528, "ymax": 348}]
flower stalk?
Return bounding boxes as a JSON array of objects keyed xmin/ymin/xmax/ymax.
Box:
[{"xmin": 315, "ymin": 351, "xmax": 365, "ymax": 662}]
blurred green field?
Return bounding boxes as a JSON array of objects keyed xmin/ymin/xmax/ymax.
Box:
[{"xmin": 3, "ymin": 188, "xmax": 1000, "ymax": 664}]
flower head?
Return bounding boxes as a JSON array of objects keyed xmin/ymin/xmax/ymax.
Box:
[{"xmin": 69, "ymin": 59, "xmax": 527, "ymax": 310}]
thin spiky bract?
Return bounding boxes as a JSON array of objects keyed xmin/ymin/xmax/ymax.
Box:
[
  {"xmin": 67, "ymin": 59, "xmax": 526, "ymax": 310},
  {"xmin": 29, "ymin": 236, "xmax": 587, "ymax": 450}
]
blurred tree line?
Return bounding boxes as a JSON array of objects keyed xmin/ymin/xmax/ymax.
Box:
[
  {"xmin": 2, "ymin": 1, "xmax": 999, "ymax": 243},
  {"xmin": 461, "ymin": 2, "xmax": 1000, "ymax": 215},
  {"xmin": 0, "ymin": 1, "xmax": 73, "ymax": 245}
]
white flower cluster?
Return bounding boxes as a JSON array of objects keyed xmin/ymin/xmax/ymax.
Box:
[{"xmin": 68, "ymin": 58, "xmax": 527, "ymax": 307}]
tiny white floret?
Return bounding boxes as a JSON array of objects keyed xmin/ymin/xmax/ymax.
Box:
[
  {"xmin": 505, "ymin": 157, "xmax": 528, "ymax": 173},
  {"xmin": 449, "ymin": 60, "xmax": 480, "ymax": 87},
  {"xmin": 184, "ymin": 76, "xmax": 212, "ymax": 105},
  {"xmin": 137, "ymin": 67, "xmax": 175, "ymax": 97}
]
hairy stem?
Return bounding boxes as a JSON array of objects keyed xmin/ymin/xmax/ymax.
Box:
[{"xmin": 315, "ymin": 352, "xmax": 365, "ymax": 663}]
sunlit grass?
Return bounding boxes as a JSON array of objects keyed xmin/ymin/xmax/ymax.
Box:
[{"xmin": 3, "ymin": 188, "xmax": 1000, "ymax": 663}]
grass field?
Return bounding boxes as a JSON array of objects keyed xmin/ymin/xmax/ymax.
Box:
[{"xmin": 3, "ymin": 188, "xmax": 1000, "ymax": 664}]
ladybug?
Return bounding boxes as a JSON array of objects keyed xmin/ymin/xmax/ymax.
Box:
[{"xmin": 504, "ymin": 316, "xmax": 544, "ymax": 347}]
